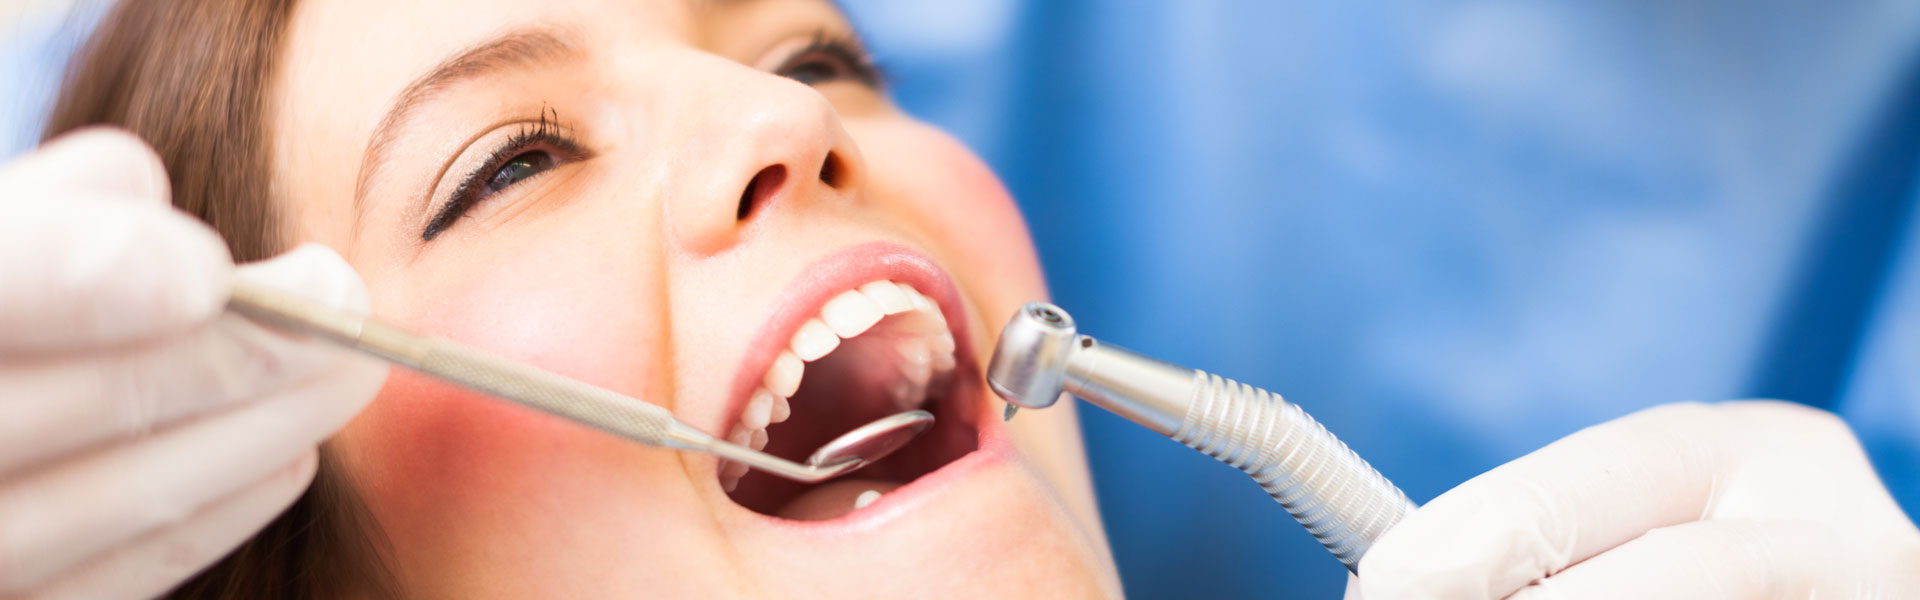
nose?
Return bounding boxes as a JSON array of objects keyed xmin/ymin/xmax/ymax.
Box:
[{"xmin": 665, "ymin": 59, "xmax": 864, "ymax": 254}]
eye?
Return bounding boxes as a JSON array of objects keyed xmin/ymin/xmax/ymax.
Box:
[
  {"xmin": 487, "ymin": 152, "xmax": 554, "ymax": 196},
  {"xmin": 422, "ymin": 113, "xmax": 585, "ymax": 241},
  {"xmin": 779, "ymin": 56, "xmax": 849, "ymax": 86},
  {"xmin": 774, "ymin": 32, "xmax": 882, "ymax": 88}
]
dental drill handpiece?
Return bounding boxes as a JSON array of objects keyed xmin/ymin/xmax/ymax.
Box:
[{"xmin": 988, "ymin": 302, "xmax": 1414, "ymax": 572}]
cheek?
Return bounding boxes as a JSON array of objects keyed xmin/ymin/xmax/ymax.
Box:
[
  {"xmin": 334, "ymin": 242, "xmax": 690, "ymax": 570},
  {"xmin": 344, "ymin": 372, "xmax": 607, "ymax": 519},
  {"xmin": 924, "ymin": 140, "xmax": 1031, "ymax": 250},
  {"xmin": 865, "ymin": 123, "xmax": 1048, "ymax": 299}
]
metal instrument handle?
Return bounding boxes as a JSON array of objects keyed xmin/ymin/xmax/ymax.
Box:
[{"xmin": 226, "ymin": 279, "xmax": 699, "ymax": 449}]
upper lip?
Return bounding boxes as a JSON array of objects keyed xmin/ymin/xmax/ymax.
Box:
[{"xmin": 722, "ymin": 240, "xmax": 981, "ymax": 443}]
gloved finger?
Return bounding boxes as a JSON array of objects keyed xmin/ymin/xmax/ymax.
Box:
[
  {"xmin": 0, "ymin": 313, "xmax": 352, "ymax": 479},
  {"xmin": 0, "ymin": 357, "xmax": 383, "ymax": 594},
  {"xmin": 232, "ymin": 243, "xmax": 371, "ymax": 312},
  {"xmin": 0, "ymin": 128, "xmax": 171, "ymax": 205},
  {"xmin": 15, "ymin": 451, "xmax": 318, "ymax": 600},
  {"xmin": 1505, "ymin": 519, "xmax": 1920, "ymax": 600},
  {"xmin": 1358, "ymin": 403, "xmax": 1735, "ymax": 599},
  {"xmin": 0, "ymin": 244, "xmax": 374, "ymax": 478},
  {"xmin": 1688, "ymin": 401, "xmax": 1915, "ymax": 527},
  {"xmin": 0, "ymin": 195, "xmax": 230, "ymax": 354}
]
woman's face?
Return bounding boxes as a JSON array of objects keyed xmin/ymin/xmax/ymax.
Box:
[{"xmin": 267, "ymin": 0, "xmax": 1118, "ymax": 596}]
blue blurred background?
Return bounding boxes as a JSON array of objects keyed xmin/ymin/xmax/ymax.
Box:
[
  {"xmin": 8, "ymin": 2, "xmax": 1920, "ymax": 598},
  {"xmin": 833, "ymin": 1, "xmax": 1920, "ymax": 597}
]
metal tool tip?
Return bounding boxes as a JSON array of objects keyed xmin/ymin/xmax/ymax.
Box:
[{"xmin": 1003, "ymin": 403, "xmax": 1019, "ymax": 421}]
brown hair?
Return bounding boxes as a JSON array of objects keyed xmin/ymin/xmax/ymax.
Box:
[
  {"xmin": 45, "ymin": 0, "xmax": 397, "ymax": 597},
  {"xmin": 47, "ymin": 0, "xmax": 287, "ymax": 261}
]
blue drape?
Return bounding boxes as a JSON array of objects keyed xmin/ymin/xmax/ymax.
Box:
[{"xmin": 842, "ymin": 2, "xmax": 1920, "ymax": 597}]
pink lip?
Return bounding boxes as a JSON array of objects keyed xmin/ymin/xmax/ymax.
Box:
[{"xmin": 719, "ymin": 240, "xmax": 1011, "ymax": 533}]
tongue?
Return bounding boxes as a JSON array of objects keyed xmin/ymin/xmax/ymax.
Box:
[{"xmin": 775, "ymin": 479, "xmax": 905, "ymax": 520}]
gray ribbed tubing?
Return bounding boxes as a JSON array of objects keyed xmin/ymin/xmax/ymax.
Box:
[{"xmin": 1173, "ymin": 371, "xmax": 1414, "ymax": 571}]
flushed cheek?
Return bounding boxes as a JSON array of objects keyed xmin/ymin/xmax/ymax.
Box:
[
  {"xmin": 344, "ymin": 374, "xmax": 626, "ymax": 532},
  {"xmin": 334, "ymin": 260, "xmax": 701, "ymax": 583}
]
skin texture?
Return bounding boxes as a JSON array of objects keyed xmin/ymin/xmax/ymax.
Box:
[{"xmin": 264, "ymin": 0, "xmax": 1122, "ymax": 596}]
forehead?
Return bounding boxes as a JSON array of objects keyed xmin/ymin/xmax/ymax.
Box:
[
  {"xmin": 282, "ymin": 0, "xmax": 693, "ymax": 91},
  {"xmin": 265, "ymin": 0, "xmax": 840, "ymax": 247},
  {"xmin": 268, "ymin": 0, "xmax": 646, "ymax": 246},
  {"xmin": 271, "ymin": 0, "xmax": 840, "ymax": 135},
  {"xmin": 272, "ymin": 0, "xmax": 691, "ymax": 148}
]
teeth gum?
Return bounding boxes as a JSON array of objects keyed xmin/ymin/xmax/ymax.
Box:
[{"xmin": 719, "ymin": 281, "xmax": 957, "ymax": 493}]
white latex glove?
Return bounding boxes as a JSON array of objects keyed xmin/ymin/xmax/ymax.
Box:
[
  {"xmin": 1346, "ymin": 401, "xmax": 1920, "ymax": 599},
  {"xmin": 0, "ymin": 129, "xmax": 388, "ymax": 599}
]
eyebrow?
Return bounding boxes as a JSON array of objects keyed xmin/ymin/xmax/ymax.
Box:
[{"xmin": 352, "ymin": 28, "xmax": 576, "ymax": 212}]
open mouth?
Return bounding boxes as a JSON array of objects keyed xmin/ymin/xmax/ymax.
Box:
[{"xmin": 721, "ymin": 278, "xmax": 981, "ymax": 521}]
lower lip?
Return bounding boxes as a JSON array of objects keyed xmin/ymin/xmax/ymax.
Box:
[{"xmin": 740, "ymin": 379, "xmax": 1013, "ymax": 536}]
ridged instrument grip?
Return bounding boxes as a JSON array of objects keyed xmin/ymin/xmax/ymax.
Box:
[
  {"xmin": 1174, "ymin": 371, "xmax": 1414, "ymax": 571},
  {"xmin": 227, "ymin": 279, "xmax": 694, "ymax": 450},
  {"xmin": 412, "ymin": 337, "xmax": 676, "ymax": 446}
]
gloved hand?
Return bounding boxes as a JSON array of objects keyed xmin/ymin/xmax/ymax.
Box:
[
  {"xmin": 0, "ymin": 129, "xmax": 387, "ymax": 599},
  {"xmin": 1346, "ymin": 401, "xmax": 1920, "ymax": 599}
]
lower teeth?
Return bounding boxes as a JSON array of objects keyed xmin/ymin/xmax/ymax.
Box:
[{"xmin": 771, "ymin": 479, "xmax": 904, "ymax": 520}]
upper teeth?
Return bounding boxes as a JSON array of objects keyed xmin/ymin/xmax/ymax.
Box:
[{"xmin": 719, "ymin": 280, "xmax": 956, "ymax": 492}]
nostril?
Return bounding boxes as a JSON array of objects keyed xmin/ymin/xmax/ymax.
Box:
[
  {"xmin": 737, "ymin": 164, "xmax": 787, "ymax": 221},
  {"xmin": 818, "ymin": 150, "xmax": 846, "ymax": 189}
]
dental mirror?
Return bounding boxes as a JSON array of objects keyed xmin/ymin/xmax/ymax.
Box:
[
  {"xmin": 703, "ymin": 409, "xmax": 936, "ymax": 483},
  {"xmin": 805, "ymin": 409, "xmax": 936, "ymax": 470}
]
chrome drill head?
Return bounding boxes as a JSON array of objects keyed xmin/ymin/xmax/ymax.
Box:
[{"xmin": 986, "ymin": 302, "xmax": 1081, "ymax": 409}]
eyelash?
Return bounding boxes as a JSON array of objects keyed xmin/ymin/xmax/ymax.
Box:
[
  {"xmin": 420, "ymin": 32, "xmax": 880, "ymax": 241},
  {"xmin": 423, "ymin": 107, "xmax": 583, "ymax": 241},
  {"xmin": 774, "ymin": 30, "xmax": 884, "ymax": 88}
]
